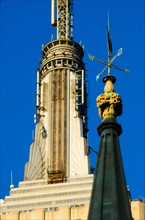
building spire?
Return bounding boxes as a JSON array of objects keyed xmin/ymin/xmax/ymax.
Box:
[
  {"xmin": 88, "ymin": 20, "xmax": 133, "ymax": 219},
  {"xmin": 24, "ymin": 0, "xmax": 90, "ymax": 182}
]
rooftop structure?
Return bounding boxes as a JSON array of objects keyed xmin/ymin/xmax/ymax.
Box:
[
  {"xmin": 24, "ymin": 0, "xmax": 90, "ymax": 182},
  {"xmin": 0, "ymin": 0, "xmax": 93, "ymax": 216},
  {"xmin": 88, "ymin": 21, "xmax": 133, "ymax": 219}
]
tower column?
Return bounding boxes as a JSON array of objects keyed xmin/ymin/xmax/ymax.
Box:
[{"xmin": 24, "ymin": 39, "xmax": 90, "ymax": 181}]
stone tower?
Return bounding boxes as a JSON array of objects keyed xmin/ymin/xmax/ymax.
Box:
[
  {"xmin": 0, "ymin": 1, "xmax": 93, "ymax": 216},
  {"xmin": 24, "ymin": 0, "xmax": 90, "ymax": 182}
]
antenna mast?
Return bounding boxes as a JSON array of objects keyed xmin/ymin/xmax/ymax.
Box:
[
  {"xmin": 10, "ymin": 171, "xmax": 14, "ymax": 189},
  {"xmin": 51, "ymin": 0, "xmax": 74, "ymax": 40}
]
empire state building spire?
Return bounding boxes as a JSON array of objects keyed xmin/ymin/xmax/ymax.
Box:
[
  {"xmin": 24, "ymin": 0, "xmax": 90, "ymax": 182},
  {"xmin": 0, "ymin": 2, "xmax": 93, "ymax": 215}
]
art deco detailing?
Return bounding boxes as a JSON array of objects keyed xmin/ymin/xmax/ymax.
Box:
[
  {"xmin": 41, "ymin": 40, "xmax": 84, "ymax": 79},
  {"xmin": 24, "ymin": 122, "xmax": 47, "ymax": 180},
  {"xmin": 25, "ymin": 36, "xmax": 89, "ymax": 181}
]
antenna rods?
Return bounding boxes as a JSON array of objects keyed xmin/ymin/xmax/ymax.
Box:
[
  {"xmin": 36, "ymin": 70, "xmax": 40, "ymax": 108},
  {"xmin": 82, "ymin": 70, "xmax": 84, "ymax": 104},
  {"xmin": 11, "ymin": 171, "xmax": 13, "ymax": 185},
  {"xmin": 10, "ymin": 171, "xmax": 14, "ymax": 189},
  {"xmin": 51, "ymin": 0, "xmax": 57, "ymax": 26}
]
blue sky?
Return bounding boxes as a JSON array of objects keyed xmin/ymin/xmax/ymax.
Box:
[{"xmin": 0, "ymin": 0, "xmax": 144, "ymax": 200}]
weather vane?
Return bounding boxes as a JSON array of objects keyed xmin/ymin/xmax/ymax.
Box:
[{"xmin": 88, "ymin": 13, "xmax": 130, "ymax": 81}]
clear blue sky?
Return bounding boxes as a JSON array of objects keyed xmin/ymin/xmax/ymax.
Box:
[{"xmin": 0, "ymin": 0, "xmax": 144, "ymax": 200}]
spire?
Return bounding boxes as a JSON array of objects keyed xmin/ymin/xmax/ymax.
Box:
[
  {"xmin": 88, "ymin": 77, "xmax": 133, "ymax": 219},
  {"xmin": 88, "ymin": 20, "xmax": 133, "ymax": 219},
  {"xmin": 88, "ymin": 116, "xmax": 133, "ymax": 219},
  {"xmin": 24, "ymin": 0, "xmax": 89, "ymax": 181}
]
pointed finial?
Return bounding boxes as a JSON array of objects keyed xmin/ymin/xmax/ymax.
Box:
[
  {"xmin": 106, "ymin": 12, "xmax": 112, "ymax": 76},
  {"xmin": 107, "ymin": 11, "xmax": 113, "ymax": 54}
]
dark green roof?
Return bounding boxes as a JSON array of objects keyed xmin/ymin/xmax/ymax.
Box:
[{"xmin": 88, "ymin": 117, "xmax": 133, "ymax": 220}]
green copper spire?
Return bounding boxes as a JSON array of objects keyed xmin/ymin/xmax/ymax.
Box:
[
  {"xmin": 88, "ymin": 16, "xmax": 132, "ymax": 218},
  {"xmin": 88, "ymin": 76, "xmax": 133, "ymax": 220}
]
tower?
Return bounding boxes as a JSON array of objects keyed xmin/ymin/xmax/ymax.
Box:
[
  {"xmin": 88, "ymin": 23, "xmax": 133, "ymax": 219},
  {"xmin": 24, "ymin": 0, "xmax": 90, "ymax": 182},
  {"xmin": 0, "ymin": 1, "xmax": 93, "ymax": 217}
]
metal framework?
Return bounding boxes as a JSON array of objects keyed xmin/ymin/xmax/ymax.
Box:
[{"xmin": 51, "ymin": 0, "xmax": 73, "ymax": 39}]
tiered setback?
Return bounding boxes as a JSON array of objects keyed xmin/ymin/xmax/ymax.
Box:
[{"xmin": 1, "ymin": 175, "xmax": 93, "ymax": 213}]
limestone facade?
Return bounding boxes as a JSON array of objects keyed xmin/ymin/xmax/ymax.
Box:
[
  {"xmin": 0, "ymin": 176, "xmax": 93, "ymax": 219},
  {"xmin": 24, "ymin": 40, "xmax": 90, "ymax": 182},
  {"xmin": 1, "ymin": 201, "xmax": 144, "ymax": 220},
  {"xmin": 131, "ymin": 200, "xmax": 145, "ymax": 220},
  {"xmin": 1, "ymin": 176, "xmax": 144, "ymax": 220}
]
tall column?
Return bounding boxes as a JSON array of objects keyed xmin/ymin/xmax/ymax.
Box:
[{"xmin": 24, "ymin": 40, "xmax": 90, "ymax": 182}]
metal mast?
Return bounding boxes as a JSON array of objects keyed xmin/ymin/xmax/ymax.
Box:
[{"xmin": 51, "ymin": 0, "xmax": 74, "ymax": 39}]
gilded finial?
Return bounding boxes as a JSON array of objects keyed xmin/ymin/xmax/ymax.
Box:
[{"xmin": 96, "ymin": 76, "xmax": 122, "ymax": 119}]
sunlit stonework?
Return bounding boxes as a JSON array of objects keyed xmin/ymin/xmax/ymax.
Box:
[{"xmin": 96, "ymin": 75, "xmax": 122, "ymax": 119}]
